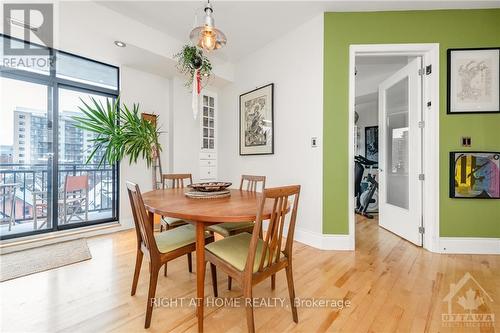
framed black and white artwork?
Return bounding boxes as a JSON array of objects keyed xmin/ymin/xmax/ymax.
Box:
[
  {"xmin": 364, "ymin": 126, "xmax": 378, "ymax": 163},
  {"xmin": 447, "ymin": 48, "xmax": 500, "ymax": 114},
  {"xmin": 239, "ymin": 83, "xmax": 274, "ymax": 155}
]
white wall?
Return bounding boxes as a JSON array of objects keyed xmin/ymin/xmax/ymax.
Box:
[
  {"xmin": 118, "ymin": 66, "xmax": 170, "ymax": 227},
  {"xmin": 218, "ymin": 14, "xmax": 324, "ymax": 238},
  {"xmin": 171, "ymin": 77, "xmax": 200, "ymax": 180}
]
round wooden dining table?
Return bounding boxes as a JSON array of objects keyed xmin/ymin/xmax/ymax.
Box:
[{"xmin": 141, "ymin": 188, "xmax": 275, "ymax": 333}]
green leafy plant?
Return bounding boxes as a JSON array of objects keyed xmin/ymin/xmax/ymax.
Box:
[
  {"xmin": 73, "ymin": 96, "xmax": 161, "ymax": 167},
  {"xmin": 174, "ymin": 44, "xmax": 212, "ymax": 89}
]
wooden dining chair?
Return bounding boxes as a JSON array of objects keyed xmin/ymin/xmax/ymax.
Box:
[
  {"xmin": 205, "ymin": 185, "xmax": 301, "ymax": 333},
  {"xmin": 126, "ymin": 181, "xmax": 215, "ymax": 328},
  {"xmin": 160, "ymin": 173, "xmax": 194, "ymax": 276},
  {"xmin": 208, "ymin": 175, "xmax": 265, "ymax": 237},
  {"xmin": 207, "ymin": 175, "xmax": 266, "ymax": 290},
  {"xmin": 159, "ymin": 173, "xmax": 193, "ymax": 232}
]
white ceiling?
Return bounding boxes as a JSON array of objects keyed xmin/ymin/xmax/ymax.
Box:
[{"xmin": 97, "ymin": 0, "xmax": 500, "ymax": 63}]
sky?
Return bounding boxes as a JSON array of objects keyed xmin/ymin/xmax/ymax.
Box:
[{"xmin": 0, "ymin": 76, "xmax": 109, "ymax": 146}]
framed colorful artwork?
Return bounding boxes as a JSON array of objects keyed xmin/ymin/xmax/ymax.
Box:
[{"xmin": 450, "ymin": 151, "xmax": 500, "ymax": 199}]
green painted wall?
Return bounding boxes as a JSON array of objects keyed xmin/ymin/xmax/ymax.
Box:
[{"xmin": 323, "ymin": 9, "xmax": 500, "ymax": 236}]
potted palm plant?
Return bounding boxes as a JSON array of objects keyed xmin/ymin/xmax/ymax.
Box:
[{"xmin": 73, "ymin": 97, "xmax": 161, "ymax": 167}]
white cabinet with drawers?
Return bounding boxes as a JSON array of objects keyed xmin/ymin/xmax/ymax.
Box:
[{"xmin": 199, "ymin": 93, "xmax": 217, "ymax": 181}]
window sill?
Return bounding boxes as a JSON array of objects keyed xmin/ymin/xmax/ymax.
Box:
[{"xmin": 0, "ymin": 221, "xmax": 132, "ymax": 254}]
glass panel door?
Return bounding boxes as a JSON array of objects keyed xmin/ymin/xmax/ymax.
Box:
[
  {"xmin": 0, "ymin": 76, "xmax": 53, "ymax": 238},
  {"xmin": 378, "ymin": 57, "xmax": 422, "ymax": 246},
  {"xmin": 201, "ymin": 95, "xmax": 215, "ymax": 150},
  {"xmin": 385, "ymin": 77, "xmax": 409, "ymax": 210},
  {"xmin": 57, "ymin": 87, "xmax": 117, "ymax": 227}
]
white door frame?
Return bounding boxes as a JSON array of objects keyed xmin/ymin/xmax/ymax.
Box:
[{"xmin": 348, "ymin": 43, "xmax": 440, "ymax": 252}]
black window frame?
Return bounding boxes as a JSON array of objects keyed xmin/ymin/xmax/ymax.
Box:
[{"xmin": 0, "ymin": 33, "xmax": 120, "ymax": 240}]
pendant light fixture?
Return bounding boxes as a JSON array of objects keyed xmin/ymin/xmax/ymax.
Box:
[{"xmin": 189, "ymin": 0, "xmax": 227, "ymax": 51}]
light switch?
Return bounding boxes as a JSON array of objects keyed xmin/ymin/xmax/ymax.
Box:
[{"xmin": 311, "ymin": 137, "xmax": 318, "ymax": 148}]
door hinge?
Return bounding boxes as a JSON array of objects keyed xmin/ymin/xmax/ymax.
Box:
[
  {"xmin": 419, "ymin": 226, "xmax": 425, "ymax": 234},
  {"xmin": 419, "ymin": 65, "xmax": 432, "ymax": 76},
  {"xmin": 418, "ymin": 174, "xmax": 425, "ymax": 181},
  {"xmin": 418, "ymin": 121, "xmax": 425, "ymax": 128}
]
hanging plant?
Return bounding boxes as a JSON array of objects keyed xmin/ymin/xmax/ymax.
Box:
[{"xmin": 174, "ymin": 44, "xmax": 212, "ymax": 89}]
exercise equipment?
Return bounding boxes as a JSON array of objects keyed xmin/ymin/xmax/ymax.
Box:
[{"xmin": 355, "ymin": 155, "xmax": 379, "ymax": 219}]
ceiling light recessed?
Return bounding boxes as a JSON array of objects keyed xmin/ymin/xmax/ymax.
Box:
[{"xmin": 114, "ymin": 41, "xmax": 126, "ymax": 48}]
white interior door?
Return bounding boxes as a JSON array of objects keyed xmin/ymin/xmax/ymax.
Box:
[{"xmin": 378, "ymin": 57, "xmax": 422, "ymax": 246}]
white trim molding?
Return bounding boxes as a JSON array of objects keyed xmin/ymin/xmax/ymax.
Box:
[
  {"xmin": 348, "ymin": 43, "xmax": 440, "ymax": 253},
  {"xmin": 0, "ymin": 220, "xmax": 134, "ymax": 254},
  {"xmin": 439, "ymin": 237, "xmax": 500, "ymax": 255},
  {"xmin": 294, "ymin": 228, "xmax": 353, "ymax": 250}
]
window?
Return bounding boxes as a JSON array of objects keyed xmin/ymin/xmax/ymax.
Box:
[{"xmin": 0, "ymin": 33, "xmax": 119, "ymax": 240}]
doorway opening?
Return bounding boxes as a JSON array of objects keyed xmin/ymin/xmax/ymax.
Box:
[{"xmin": 348, "ymin": 44, "xmax": 440, "ymax": 252}]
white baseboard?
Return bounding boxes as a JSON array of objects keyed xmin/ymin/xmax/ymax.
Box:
[
  {"xmin": 439, "ymin": 237, "xmax": 500, "ymax": 255},
  {"xmin": 0, "ymin": 220, "xmax": 134, "ymax": 254},
  {"xmin": 294, "ymin": 227, "xmax": 354, "ymax": 250}
]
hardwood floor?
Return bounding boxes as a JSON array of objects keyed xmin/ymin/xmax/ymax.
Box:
[{"xmin": 1, "ymin": 216, "xmax": 499, "ymax": 332}]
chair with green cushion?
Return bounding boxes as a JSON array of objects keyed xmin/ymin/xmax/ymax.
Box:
[
  {"xmin": 159, "ymin": 173, "xmax": 193, "ymax": 277},
  {"xmin": 207, "ymin": 175, "xmax": 266, "ymax": 289},
  {"xmin": 205, "ymin": 185, "xmax": 301, "ymax": 333},
  {"xmin": 126, "ymin": 181, "xmax": 215, "ymax": 329},
  {"xmin": 159, "ymin": 173, "xmax": 193, "ymax": 233}
]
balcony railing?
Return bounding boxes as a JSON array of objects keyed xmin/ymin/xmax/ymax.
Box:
[{"xmin": 0, "ymin": 163, "xmax": 114, "ymax": 223}]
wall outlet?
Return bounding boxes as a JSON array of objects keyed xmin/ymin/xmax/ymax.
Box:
[{"xmin": 461, "ymin": 137, "xmax": 471, "ymax": 147}]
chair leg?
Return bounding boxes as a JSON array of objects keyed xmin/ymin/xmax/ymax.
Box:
[
  {"xmin": 210, "ymin": 263, "xmax": 218, "ymax": 297},
  {"xmin": 243, "ymin": 284, "xmax": 255, "ymax": 333},
  {"xmin": 164, "ymin": 262, "xmax": 168, "ymax": 277},
  {"xmin": 271, "ymin": 274, "xmax": 276, "ymax": 290},
  {"xmin": 131, "ymin": 249, "xmax": 143, "ymax": 296},
  {"xmin": 159, "ymin": 224, "xmax": 163, "ymax": 232},
  {"xmin": 187, "ymin": 253, "xmax": 193, "ymax": 273},
  {"xmin": 145, "ymin": 263, "xmax": 160, "ymax": 329},
  {"xmin": 285, "ymin": 265, "xmax": 298, "ymax": 323},
  {"xmin": 228, "ymin": 276, "xmax": 232, "ymax": 290}
]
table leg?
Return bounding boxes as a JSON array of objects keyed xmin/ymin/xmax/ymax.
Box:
[{"xmin": 195, "ymin": 222, "xmax": 206, "ymax": 333}]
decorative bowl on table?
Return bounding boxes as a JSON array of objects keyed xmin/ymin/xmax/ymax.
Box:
[{"xmin": 188, "ymin": 182, "xmax": 232, "ymax": 192}]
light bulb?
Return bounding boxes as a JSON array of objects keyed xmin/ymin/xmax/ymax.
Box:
[{"xmin": 200, "ymin": 29, "xmax": 216, "ymax": 51}]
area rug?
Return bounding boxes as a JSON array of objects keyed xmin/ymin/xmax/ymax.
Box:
[{"xmin": 0, "ymin": 239, "xmax": 92, "ymax": 282}]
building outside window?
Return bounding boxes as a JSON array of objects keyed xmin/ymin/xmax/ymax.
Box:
[{"xmin": 0, "ymin": 34, "xmax": 119, "ymax": 240}]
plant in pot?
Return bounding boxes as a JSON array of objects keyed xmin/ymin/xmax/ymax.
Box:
[
  {"xmin": 73, "ymin": 97, "xmax": 161, "ymax": 167},
  {"xmin": 174, "ymin": 44, "xmax": 212, "ymax": 89}
]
